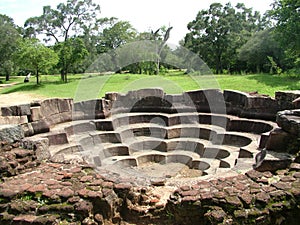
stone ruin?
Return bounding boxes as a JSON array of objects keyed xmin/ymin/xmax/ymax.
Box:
[{"xmin": 0, "ymin": 89, "xmax": 300, "ymax": 224}]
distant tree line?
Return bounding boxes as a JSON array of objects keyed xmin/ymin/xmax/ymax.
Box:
[
  {"xmin": 184, "ymin": 0, "xmax": 299, "ymax": 74},
  {"xmin": 0, "ymin": 0, "xmax": 299, "ymax": 84}
]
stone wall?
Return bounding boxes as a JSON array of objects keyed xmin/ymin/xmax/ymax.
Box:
[
  {"xmin": 0, "ymin": 89, "xmax": 299, "ymax": 156},
  {"xmin": 1, "ymin": 89, "xmax": 299, "ymax": 132},
  {"xmin": 1, "ymin": 89, "xmax": 300, "ymax": 224},
  {"xmin": 108, "ymin": 89, "xmax": 299, "ymax": 120},
  {"xmin": 1, "ymin": 141, "xmax": 300, "ymax": 225}
]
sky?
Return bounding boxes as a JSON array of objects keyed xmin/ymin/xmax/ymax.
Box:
[{"xmin": 0, "ymin": 0, "xmax": 274, "ymax": 44}]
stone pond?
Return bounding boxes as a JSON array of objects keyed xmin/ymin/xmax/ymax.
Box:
[{"xmin": 0, "ymin": 89, "xmax": 300, "ymax": 224}]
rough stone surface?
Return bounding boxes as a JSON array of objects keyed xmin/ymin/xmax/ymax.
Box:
[
  {"xmin": 0, "ymin": 141, "xmax": 300, "ymax": 224},
  {"xmin": 0, "ymin": 125, "xmax": 24, "ymax": 143},
  {"xmin": 277, "ymin": 109, "xmax": 300, "ymax": 137},
  {"xmin": 0, "ymin": 89, "xmax": 300, "ymax": 224},
  {"xmin": 224, "ymin": 90, "xmax": 279, "ymax": 120},
  {"xmin": 293, "ymin": 97, "xmax": 300, "ymax": 109},
  {"xmin": 265, "ymin": 128, "xmax": 290, "ymax": 151},
  {"xmin": 276, "ymin": 90, "xmax": 300, "ymax": 110}
]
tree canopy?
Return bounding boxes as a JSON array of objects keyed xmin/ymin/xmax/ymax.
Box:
[
  {"xmin": 24, "ymin": 0, "xmax": 101, "ymax": 43},
  {"xmin": 270, "ymin": 0, "xmax": 300, "ymax": 55},
  {"xmin": 238, "ymin": 29, "xmax": 284, "ymax": 73},
  {"xmin": 1, "ymin": 0, "xmax": 299, "ymax": 82},
  {"xmin": 24, "ymin": 0, "xmax": 101, "ymax": 82},
  {"xmin": 0, "ymin": 14, "xmax": 21, "ymax": 81},
  {"xmin": 14, "ymin": 39, "xmax": 59, "ymax": 84},
  {"xmin": 184, "ymin": 3, "xmax": 266, "ymax": 74}
]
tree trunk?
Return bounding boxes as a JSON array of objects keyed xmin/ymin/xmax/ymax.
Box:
[
  {"xmin": 5, "ymin": 73, "xmax": 9, "ymax": 81},
  {"xmin": 156, "ymin": 58, "xmax": 160, "ymax": 75},
  {"xmin": 256, "ymin": 65, "xmax": 260, "ymax": 74},
  {"xmin": 216, "ymin": 53, "xmax": 223, "ymax": 74},
  {"xmin": 36, "ymin": 70, "xmax": 39, "ymax": 84},
  {"xmin": 61, "ymin": 69, "xmax": 67, "ymax": 83},
  {"xmin": 61, "ymin": 71, "xmax": 64, "ymax": 82}
]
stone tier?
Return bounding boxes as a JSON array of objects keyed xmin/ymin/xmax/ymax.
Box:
[{"xmin": 1, "ymin": 142, "xmax": 300, "ymax": 225}]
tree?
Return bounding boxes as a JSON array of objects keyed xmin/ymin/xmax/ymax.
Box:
[
  {"xmin": 96, "ymin": 20, "xmax": 137, "ymax": 73},
  {"xmin": 269, "ymin": 0, "xmax": 300, "ymax": 55},
  {"xmin": 97, "ymin": 20, "xmax": 136, "ymax": 52},
  {"xmin": 0, "ymin": 14, "xmax": 21, "ymax": 81},
  {"xmin": 238, "ymin": 29, "xmax": 284, "ymax": 73},
  {"xmin": 122, "ymin": 26, "xmax": 173, "ymax": 75},
  {"xmin": 184, "ymin": 3, "xmax": 265, "ymax": 74},
  {"xmin": 54, "ymin": 37, "xmax": 88, "ymax": 82},
  {"xmin": 14, "ymin": 39, "xmax": 59, "ymax": 84},
  {"xmin": 24, "ymin": 0, "xmax": 101, "ymax": 81},
  {"xmin": 269, "ymin": 0, "xmax": 300, "ymax": 70}
]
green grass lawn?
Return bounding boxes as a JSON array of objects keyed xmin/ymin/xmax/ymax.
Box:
[{"xmin": 1, "ymin": 72, "xmax": 299, "ymax": 101}]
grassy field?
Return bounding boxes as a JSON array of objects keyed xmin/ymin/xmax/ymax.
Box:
[{"xmin": 1, "ymin": 72, "xmax": 299, "ymax": 100}]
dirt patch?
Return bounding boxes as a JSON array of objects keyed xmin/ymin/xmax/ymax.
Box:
[
  {"xmin": 133, "ymin": 162, "xmax": 203, "ymax": 178},
  {"xmin": 0, "ymin": 92, "xmax": 46, "ymax": 107}
]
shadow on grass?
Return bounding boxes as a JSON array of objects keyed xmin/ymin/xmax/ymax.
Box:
[
  {"xmin": 246, "ymin": 74, "xmax": 300, "ymax": 90},
  {"xmin": 1, "ymin": 83, "xmax": 43, "ymax": 94}
]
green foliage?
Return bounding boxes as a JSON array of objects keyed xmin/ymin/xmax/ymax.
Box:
[
  {"xmin": 267, "ymin": 56, "xmax": 282, "ymax": 74},
  {"xmin": 285, "ymin": 67, "xmax": 300, "ymax": 79},
  {"xmin": 0, "ymin": 14, "xmax": 21, "ymax": 81},
  {"xmin": 24, "ymin": 0, "xmax": 101, "ymax": 43},
  {"xmin": 98, "ymin": 20, "xmax": 137, "ymax": 52},
  {"xmin": 184, "ymin": 3, "xmax": 266, "ymax": 74},
  {"xmin": 238, "ymin": 29, "xmax": 285, "ymax": 73},
  {"xmin": 14, "ymin": 38, "xmax": 59, "ymax": 84},
  {"xmin": 24, "ymin": 0, "xmax": 100, "ymax": 81},
  {"xmin": 269, "ymin": 0, "xmax": 300, "ymax": 55},
  {"xmin": 54, "ymin": 37, "xmax": 88, "ymax": 82}
]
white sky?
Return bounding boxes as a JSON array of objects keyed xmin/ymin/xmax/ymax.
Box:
[{"xmin": 0, "ymin": 0, "xmax": 274, "ymax": 44}]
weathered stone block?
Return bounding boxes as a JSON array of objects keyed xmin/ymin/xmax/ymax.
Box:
[
  {"xmin": 187, "ymin": 89, "xmax": 225, "ymax": 113},
  {"xmin": 105, "ymin": 92, "xmax": 120, "ymax": 101},
  {"xmin": 74, "ymin": 99, "xmax": 104, "ymax": 118},
  {"xmin": 265, "ymin": 128, "xmax": 290, "ymax": 152},
  {"xmin": 293, "ymin": 97, "xmax": 300, "ymax": 109},
  {"xmin": 127, "ymin": 88, "xmax": 164, "ymax": 99},
  {"xmin": 31, "ymin": 120, "xmax": 50, "ymax": 134},
  {"xmin": 277, "ymin": 110, "xmax": 300, "ymax": 137},
  {"xmin": 48, "ymin": 114, "xmax": 63, "ymax": 126},
  {"xmin": 0, "ymin": 116, "xmax": 28, "ymax": 125},
  {"xmin": 0, "ymin": 125, "xmax": 24, "ymax": 143},
  {"xmin": 44, "ymin": 132, "xmax": 68, "ymax": 145},
  {"xmin": 276, "ymin": 90, "xmax": 300, "ymax": 110},
  {"xmin": 72, "ymin": 111, "xmax": 85, "ymax": 121},
  {"xmin": 255, "ymin": 151, "xmax": 293, "ymax": 172},
  {"xmin": 21, "ymin": 123, "xmax": 34, "ymax": 137},
  {"xmin": 1, "ymin": 104, "xmax": 31, "ymax": 116},
  {"xmin": 247, "ymin": 96, "xmax": 277, "ymax": 110},
  {"xmin": 58, "ymin": 98, "xmax": 73, "ymax": 113},
  {"xmin": 40, "ymin": 98, "xmax": 60, "ymax": 117},
  {"xmin": 22, "ymin": 137, "xmax": 50, "ymax": 161},
  {"xmin": 224, "ymin": 90, "xmax": 248, "ymax": 108},
  {"xmin": 30, "ymin": 106, "xmax": 42, "ymax": 122},
  {"xmin": 60, "ymin": 111, "xmax": 72, "ymax": 123}
]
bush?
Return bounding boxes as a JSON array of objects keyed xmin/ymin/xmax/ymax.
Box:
[{"xmin": 285, "ymin": 68, "xmax": 300, "ymax": 79}]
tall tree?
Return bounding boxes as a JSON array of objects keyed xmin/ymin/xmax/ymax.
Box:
[
  {"xmin": 54, "ymin": 37, "xmax": 88, "ymax": 82},
  {"xmin": 238, "ymin": 29, "xmax": 284, "ymax": 73},
  {"xmin": 96, "ymin": 20, "xmax": 137, "ymax": 73},
  {"xmin": 269, "ymin": 0, "xmax": 300, "ymax": 55},
  {"xmin": 0, "ymin": 14, "xmax": 21, "ymax": 81},
  {"xmin": 123, "ymin": 26, "xmax": 173, "ymax": 75},
  {"xmin": 24, "ymin": 0, "xmax": 101, "ymax": 82},
  {"xmin": 184, "ymin": 3, "xmax": 265, "ymax": 74},
  {"xmin": 97, "ymin": 20, "xmax": 136, "ymax": 53},
  {"xmin": 14, "ymin": 39, "xmax": 59, "ymax": 84},
  {"xmin": 269, "ymin": 0, "xmax": 300, "ymax": 70}
]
